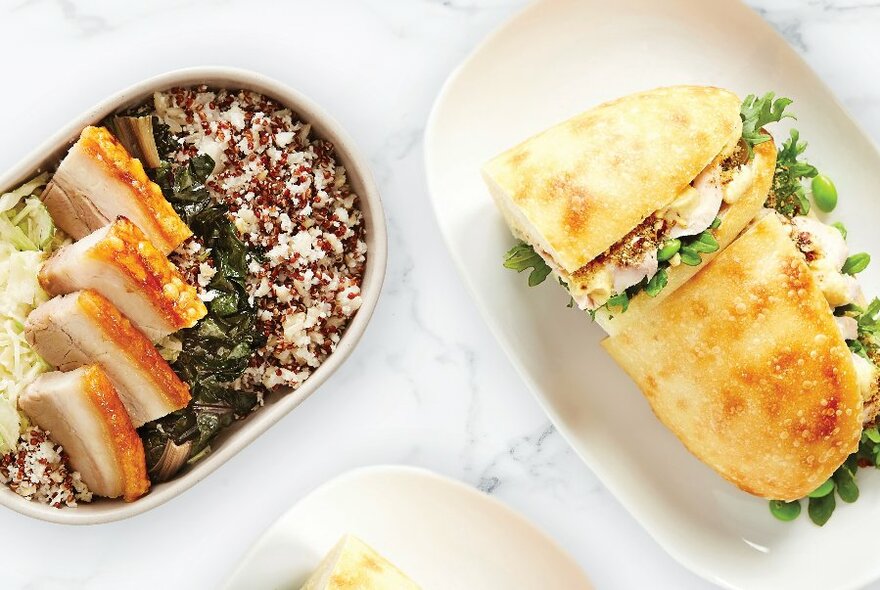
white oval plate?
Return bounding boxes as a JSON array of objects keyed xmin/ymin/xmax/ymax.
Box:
[
  {"xmin": 0, "ymin": 67, "xmax": 387, "ymax": 525},
  {"xmin": 424, "ymin": 1, "xmax": 880, "ymax": 589},
  {"xmin": 224, "ymin": 466, "xmax": 592, "ymax": 590}
]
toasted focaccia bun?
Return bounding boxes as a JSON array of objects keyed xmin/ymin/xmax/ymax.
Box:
[
  {"xmin": 602, "ymin": 213, "xmax": 863, "ymax": 501},
  {"xmin": 485, "ymin": 86, "xmax": 774, "ymax": 323},
  {"xmin": 301, "ymin": 535, "xmax": 420, "ymax": 590}
]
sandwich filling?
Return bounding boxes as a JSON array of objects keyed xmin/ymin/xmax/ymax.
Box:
[
  {"xmin": 564, "ymin": 137, "xmax": 754, "ymax": 311},
  {"xmin": 502, "ymin": 91, "xmax": 782, "ymax": 315}
]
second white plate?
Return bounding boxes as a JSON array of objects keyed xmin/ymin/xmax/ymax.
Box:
[
  {"xmin": 424, "ymin": 0, "xmax": 880, "ymax": 589},
  {"xmin": 224, "ymin": 466, "xmax": 591, "ymax": 590}
]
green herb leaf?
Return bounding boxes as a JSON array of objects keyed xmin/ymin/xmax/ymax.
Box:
[
  {"xmin": 678, "ymin": 246, "xmax": 702, "ymax": 266},
  {"xmin": 808, "ymin": 478, "xmax": 834, "ymax": 498},
  {"xmin": 831, "ymin": 222, "xmax": 848, "ymax": 240},
  {"xmin": 503, "ymin": 243, "xmax": 552, "ymax": 287},
  {"xmin": 849, "ymin": 339, "xmax": 869, "ymax": 359},
  {"xmin": 842, "ymin": 252, "xmax": 870, "ymax": 275},
  {"xmin": 645, "ymin": 268, "xmax": 668, "ymax": 297},
  {"xmin": 606, "ymin": 291, "xmax": 629, "ymax": 313},
  {"xmin": 709, "ymin": 217, "xmax": 722, "ymax": 230},
  {"xmin": 740, "ymin": 92, "xmax": 794, "ymax": 156},
  {"xmin": 834, "ymin": 467, "xmax": 859, "ymax": 503},
  {"xmin": 807, "ymin": 493, "xmax": 836, "ymax": 526},
  {"xmin": 865, "ymin": 427, "xmax": 880, "ymax": 444},
  {"xmin": 690, "ymin": 232, "xmax": 720, "ymax": 253},
  {"xmin": 769, "ymin": 499, "xmax": 801, "ymax": 522},
  {"xmin": 768, "ymin": 129, "xmax": 818, "ymax": 218}
]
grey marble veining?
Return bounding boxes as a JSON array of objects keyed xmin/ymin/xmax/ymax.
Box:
[{"xmin": 0, "ymin": 1, "xmax": 879, "ymax": 588}]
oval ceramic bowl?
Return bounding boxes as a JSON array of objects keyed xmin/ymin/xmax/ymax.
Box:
[{"xmin": 0, "ymin": 67, "xmax": 387, "ymax": 525}]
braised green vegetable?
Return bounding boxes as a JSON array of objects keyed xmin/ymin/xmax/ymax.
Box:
[{"xmin": 139, "ymin": 153, "xmax": 264, "ymax": 480}]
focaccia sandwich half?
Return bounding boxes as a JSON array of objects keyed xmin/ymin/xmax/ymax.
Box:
[
  {"xmin": 484, "ymin": 85, "xmax": 775, "ymax": 335},
  {"xmin": 602, "ymin": 213, "xmax": 869, "ymax": 501}
]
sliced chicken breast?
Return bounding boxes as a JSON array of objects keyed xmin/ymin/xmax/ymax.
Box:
[
  {"xmin": 19, "ymin": 365, "xmax": 150, "ymax": 501},
  {"xmin": 40, "ymin": 217, "xmax": 207, "ymax": 342},
  {"xmin": 43, "ymin": 126, "xmax": 190, "ymax": 254},
  {"xmin": 24, "ymin": 290, "xmax": 191, "ymax": 426}
]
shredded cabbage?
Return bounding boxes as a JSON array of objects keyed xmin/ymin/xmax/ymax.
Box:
[{"xmin": 0, "ymin": 173, "xmax": 58, "ymax": 453}]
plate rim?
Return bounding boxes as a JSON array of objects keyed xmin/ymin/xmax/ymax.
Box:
[
  {"xmin": 423, "ymin": 1, "xmax": 880, "ymax": 588},
  {"xmin": 224, "ymin": 464, "xmax": 593, "ymax": 589}
]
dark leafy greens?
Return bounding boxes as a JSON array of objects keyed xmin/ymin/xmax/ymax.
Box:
[{"xmin": 139, "ymin": 153, "xmax": 264, "ymax": 480}]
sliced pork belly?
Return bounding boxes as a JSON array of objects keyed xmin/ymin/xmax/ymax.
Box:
[
  {"xmin": 24, "ymin": 290, "xmax": 191, "ymax": 426},
  {"xmin": 39, "ymin": 217, "xmax": 207, "ymax": 342},
  {"xmin": 43, "ymin": 126, "xmax": 190, "ymax": 254},
  {"xmin": 19, "ymin": 365, "xmax": 150, "ymax": 501}
]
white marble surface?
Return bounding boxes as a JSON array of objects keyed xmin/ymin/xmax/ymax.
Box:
[{"xmin": 1, "ymin": 0, "xmax": 879, "ymax": 588}]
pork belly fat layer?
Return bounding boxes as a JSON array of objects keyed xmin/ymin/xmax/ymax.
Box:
[
  {"xmin": 47, "ymin": 126, "xmax": 191, "ymax": 254},
  {"xmin": 24, "ymin": 290, "xmax": 191, "ymax": 427},
  {"xmin": 40, "ymin": 218, "xmax": 207, "ymax": 341},
  {"xmin": 19, "ymin": 366, "xmax": 150, "ymax": 501}
]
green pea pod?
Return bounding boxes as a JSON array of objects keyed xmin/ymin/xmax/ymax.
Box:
[{"xmin": 679, "ymin": 247, "xmax": 702, "ymax": 266}]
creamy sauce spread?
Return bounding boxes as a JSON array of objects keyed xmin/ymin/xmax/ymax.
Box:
[{"xmin": 790, "ymin": 215, "xmax": 862, "ymax": 308}]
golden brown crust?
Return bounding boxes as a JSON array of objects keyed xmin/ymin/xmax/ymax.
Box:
[
  {"xmin": 82, "ymin": 365, "xmax": 150, "ymax": 502},
  {"xmin": 596, "ymin": 137, "xmax": 777, "ymax": 334},
  {"xmin": 76, "ymin": 289, "xmax": 191, "ymax": 411},
  {"xmin": 602, "ymin": 214, "xmax": 863, "ymax": 500},
  {"xmin": 79, "ymin": 126, "xmax": 191, "ymax": 251},
  {"xmin": 483, "ymin": 86, "xmax": 742, "ymax": 272},
  {"xmin": 88, "ymin": 217, "xmax": 207, "ymax": 330}
]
